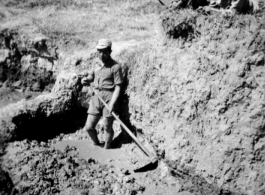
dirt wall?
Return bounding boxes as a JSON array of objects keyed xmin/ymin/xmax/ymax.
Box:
[
  {"xmin": 0, "ymin": 30, "xmax": 57, "ymax": 91},
  {"xmin": 123, "ymin": 10, "xmax": 265, "ymax": 194},
  {"xmin": 0, "ymin": 72, "xmax": 87, "ymax": 151}
]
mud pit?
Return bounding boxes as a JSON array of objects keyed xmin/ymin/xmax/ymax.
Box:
[
  {"xmin": 1, "ymin": 127, "xmax": 188, "ymax": 195},
  {"xmin": 3, "ymin": 140, "xmax": 147, "ymax": 195}
]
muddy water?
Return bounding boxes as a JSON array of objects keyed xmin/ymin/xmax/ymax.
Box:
[
  {"xmin": 54, "ymin": 140, "xmax": 146, "ymax": 171},
  {"xmin": 53, "ymin": 139, "xmax": 157, "ymax": 179},
  {"xmin": 54, "ymin": 139, "xmax": 192, "ymax": 195}
]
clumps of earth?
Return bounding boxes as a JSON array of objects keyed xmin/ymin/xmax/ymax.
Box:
[
  {"xmin": 1, "ymin": 140, "xmax": 145, "ymax": 195},
  {"xmin": 0, "ymin": 30, "xmax": 58, "ymax": 92}
]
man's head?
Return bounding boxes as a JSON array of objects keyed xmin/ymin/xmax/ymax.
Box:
[{"xmin": 96, "ymin": 39, "xmax": 112, "ymax": 63}]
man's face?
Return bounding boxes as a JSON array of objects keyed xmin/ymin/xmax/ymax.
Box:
[{"xmin": 97, "ymin": 48, "xmax": 111, "ymax": 63}]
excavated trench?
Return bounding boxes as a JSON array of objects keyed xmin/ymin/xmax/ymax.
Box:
[
  {"xmin": 0, "ymin": 90, "xmax": 152, "ymax": 195},
  {"xmin": 0, "ymin": 98, "xmax": 226, "ymax": 195},
  {"xmin": 0, "ymin": 58, "xmax": 226, "ymax": 195}
]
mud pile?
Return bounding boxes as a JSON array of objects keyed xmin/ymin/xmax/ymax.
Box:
[
  {"xmin": 125, "ymin": 9, "xmax": 265, "ymax": 195},
  {"xmin": 1, "ymin": 140, "xmax": 145, "ymax": 195}
]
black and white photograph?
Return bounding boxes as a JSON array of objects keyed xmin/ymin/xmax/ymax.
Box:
[{"xmin": 0, "ymin": 0, "xmax": 264, "ymax": 194}]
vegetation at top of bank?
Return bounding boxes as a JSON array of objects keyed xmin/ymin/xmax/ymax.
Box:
[
  {"xmin": 0, "ymin": 0, "xmax": 163, "ymax": 51},
  {"xmin": 3, "ymin": 0, "xmax": 163, "ymax": 13}
]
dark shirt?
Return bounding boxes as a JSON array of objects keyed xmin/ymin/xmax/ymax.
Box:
[{"xmin": 94, "ymin": 58, "xmax": 123, "ymax": 90}]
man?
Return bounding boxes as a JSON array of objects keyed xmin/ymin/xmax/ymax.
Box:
[{"xmin": 81, "ymin": 39, "xmax": 123, "ymax": 149}]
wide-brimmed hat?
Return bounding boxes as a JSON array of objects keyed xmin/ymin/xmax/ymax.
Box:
[{"xmin": 96, "ymin": 39, "xmax": 112, "ymax": 49}]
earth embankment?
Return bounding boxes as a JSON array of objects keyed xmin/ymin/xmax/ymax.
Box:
[{"xmin": 124, "ymin": 9, "xmax": 265, "ymax": 195}]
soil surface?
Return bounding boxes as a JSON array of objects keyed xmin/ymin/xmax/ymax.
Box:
[
  {"xmin": 1, "ymin": 130, "xmax": 191, "ymax": 195},
  {"xmin": 54, "ymin": 139, "xmax": 185, "ymax": 195}
]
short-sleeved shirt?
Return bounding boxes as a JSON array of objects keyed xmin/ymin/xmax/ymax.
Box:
[{"xmin": 93, "ymin": 58, "xmax": 123, "ymax": 90}]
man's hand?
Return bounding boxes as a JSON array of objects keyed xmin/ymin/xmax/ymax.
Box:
[
  {"xmin": 81, "ymin": 74, "xmax": 94, "ymax": 86},
  {"xmin": 81, "ymin": 77, "xmax": 91, "ymax": 86}
]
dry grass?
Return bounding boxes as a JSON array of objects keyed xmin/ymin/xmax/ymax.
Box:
[{"xmin": 0, "ymin": 0, "xmax": 162, "ymax": 51}]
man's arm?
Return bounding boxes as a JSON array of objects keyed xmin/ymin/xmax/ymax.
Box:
[
  {"xmin": 108, "ymin": 84, "xmax": 121, "ymax": 113},
  {"xmin": 109, "ymin": 63, "xmax": 123, "ymax": 112}
]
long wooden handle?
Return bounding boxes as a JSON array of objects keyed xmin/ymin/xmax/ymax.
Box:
[{"xmin": 90, "ymin": 87, "xmax": 154, "ymax": 158}]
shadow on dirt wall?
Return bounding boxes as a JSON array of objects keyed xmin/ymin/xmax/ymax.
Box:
[
  {"xmin": 11, "ymin": 106, "xmax": 88, "ymax": 142},
  {"xmin": 111, "ymin": 67, "xmax": 137, "ymax": 148}
]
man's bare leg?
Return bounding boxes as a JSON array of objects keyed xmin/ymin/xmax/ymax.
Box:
[
  {"xmin": 103, "ymin": 117, "xmax": 114, "ymax": 149},
  {"xmin": 84, "ymin": 114, "xmax": 101, "ymax": 146}
]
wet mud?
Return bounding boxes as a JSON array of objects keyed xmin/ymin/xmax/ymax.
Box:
[{"xmin": 1, "ymin": 135, "xmax": 188, "ymax": 195}]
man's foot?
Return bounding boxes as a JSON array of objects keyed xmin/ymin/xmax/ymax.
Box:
[{"xmin": 93, "ymin": 142, "xmax": 105, "ymax": 148}]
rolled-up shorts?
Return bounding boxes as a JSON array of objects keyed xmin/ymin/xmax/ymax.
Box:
[{"xmin": 87, "ymin": 90, "xmax": 118, "ymax": 118}]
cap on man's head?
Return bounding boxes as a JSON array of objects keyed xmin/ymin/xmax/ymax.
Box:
[{"xmin": 96, "ymin": 39, "xmax": 112, "ymax": 49}]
